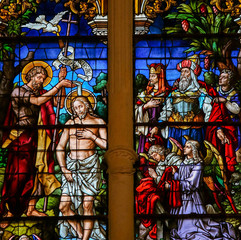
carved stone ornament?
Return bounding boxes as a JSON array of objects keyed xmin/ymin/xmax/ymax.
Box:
[
  {"xmin": 210, "ymin": 0, "xmax": 241, "ymax": 16},
  {"xmin": 88, "ymin": 15, "xmax": 108, "ymax": 36},
  {"xmin": 105, "ymin": 146, "xmax": 138, "ymax": 174},
  {"xmin": 135, "ymin": 14, "xmax": 154, "ymax": 35},
  {"xmin": 64, "ymin": 0, "xmax": 98, "ymax": 21},
  {"xmin": 144, "ymin": 0, "xmax": 177, "ymax": 18}
]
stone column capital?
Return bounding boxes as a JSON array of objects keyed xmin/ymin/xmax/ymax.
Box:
[{"xmin": 105, "ymin": 146, "xmax": 138, "ymax": 174}]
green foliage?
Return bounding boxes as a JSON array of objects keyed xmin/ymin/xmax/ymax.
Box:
[
  {"xmin": 59, "ymin": 113, "xmax": 71, "ymax": 125},
  {"xmin": 36, "ymin": 195, "xmax": 60, "ymax": 216},
  {"xmin": 93, "ymin": 80, "xmax": 107, "ymax": 92},
  {"xmin": 8, "ymin": 19, "xmax": 21, "ymax": 36},
  {"xmin": 203, "ymin": 157, "xmax": 221, "ymax": 178},
  {"xmin": 95, "ymin": 146, "xmax": 106, "ymax": 160},
  {"xmin": 22, "ymin": 9, "xmax": 35, "ymax": 19},
  {"xmin": 96, "ymin": 72, "xmax": 107, "ymax": 82},
  {"xmin": 8, "ymin": 7, "xmax": 33, "ymax": 36},
  {"xmin": 189, "ymin": 0, "xmax": 198, "ymax": 10},
  {"xmin": 135, "ymin": 74, "xmax": 148, "ymax": 98},
  {"xmin": 0, "ymin": 148, "xmax": 8, "ymax": 168},
  {"xmin": 203, "ymin": 71, "xmax": 218, "ymax": 86},
  {"xmin": 164, "ymin": 1, "xmax": 239, "ymax": 58},
  {"xmin": 0, "ymin": 50, "xmax": 3, "ymax": 61},
  {"xmin": 184, "ymin": 47, "xmax": 199, "ymax": 53},
  {"xmin": 177, "ymin": 2, "xmax": 193, "ymax": 14},
  {"xmin": 94, "ymin": 98, "xmax": 107, "ymax": 122},
  {"xmin": 93, "ymin": 73, "xmax": 108, "ymax": 121},
  {"xmin": 93, "ymin": 72, "xmax": 107, "ymax": 93},
  {"xmin": 0, "ymin": 44, "xmax": 14, "ymax": 60},
  {"xmin": 3, "ymin": 44, "xmax": 13, "ymax": 53},
  {"xmin": 0, "ymin": 0, "xmax": 37, "ymax": 60},
  {"xmin": 235, "ymin": 163, "xmax": 241, "ymax": 173}
]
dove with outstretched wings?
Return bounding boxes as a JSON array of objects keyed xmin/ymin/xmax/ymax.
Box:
[{"xmin": 21, "ymin": 10, "xmax": 68, "ymax": 35}]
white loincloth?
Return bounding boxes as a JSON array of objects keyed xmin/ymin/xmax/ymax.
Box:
[{"xmin": 59, "ymin": 153, "xmax": 106, "ymax": 239}]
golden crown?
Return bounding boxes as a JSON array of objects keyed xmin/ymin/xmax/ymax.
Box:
[{"xmin": 148, "ymin": 65, "xmax": 163, "ymax": 74}]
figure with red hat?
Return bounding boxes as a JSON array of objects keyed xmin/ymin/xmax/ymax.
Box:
[{"xmin": 135, "ymin": 63, "xmax": 170, "ymax": 176}]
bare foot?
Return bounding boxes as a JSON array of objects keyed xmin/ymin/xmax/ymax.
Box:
[
  {"xmin": 0, "ymin": 211, "xmax": 13, "ymax": 228},
  {"xmin": 26, "ymin": 209, "xmax": 47, "ymax": 217}
]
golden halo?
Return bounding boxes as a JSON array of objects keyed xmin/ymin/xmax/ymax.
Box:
[
  {"xmin": 21, "ymin": 61, "xmax": 53, "ymax": 87},
  {"xmin": 65, "ymin": 89, "xmax": 97, "ymax": 116}
]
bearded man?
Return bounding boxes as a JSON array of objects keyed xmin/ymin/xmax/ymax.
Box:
[
  {"xmin": 158, "ymin": 57, "xmax": 213, "ymax": 148},
  {"xmin": 135, "ymin": 63, "xmax": 170, "ymax": 153},
  {"xmin": 57, "ymin": 96, "xmax": 106, "ymax": 240},
  {"xmin": 0, "ymin": 62, "xmax": 73, "ymax": 223}
]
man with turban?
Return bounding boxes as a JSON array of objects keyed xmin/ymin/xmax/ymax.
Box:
[{"xmin": 159, "ymin": 55, "xmax": 213, "ymax": 148}]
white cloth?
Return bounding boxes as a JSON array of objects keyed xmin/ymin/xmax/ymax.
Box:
[
  {"xmin": 59, "ymin": 153, "xmax": 106, "ymax": 239},
  {"xmin": 135, "ymin": 90, "xmax": 152, "ymax": 136},
  {"xmin": 155, "ymin": 152, "xmax": 182, "ymax": 184},
  {"xmin": 135, "ymin": 90, "xmax": 165, "ymax": 136}
]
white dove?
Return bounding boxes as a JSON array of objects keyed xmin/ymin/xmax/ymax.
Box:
[{"xmin": 21, "ymin": 10, "xmax": 68, "ymax": 35}]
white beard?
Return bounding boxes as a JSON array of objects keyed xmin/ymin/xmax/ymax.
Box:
[{"xmin": 179, "ymin": 76, "xmax": 192, "ymax": 92}]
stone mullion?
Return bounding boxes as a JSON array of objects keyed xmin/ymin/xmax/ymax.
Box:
[{"xmin": 106, "ymin": 0, "xmax": 137, "ymax": 240}]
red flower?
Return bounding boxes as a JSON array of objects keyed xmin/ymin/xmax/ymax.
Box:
[
  {"xmin": 200, "ymin": 4, "xmax": 207, "ymax": 15},
  {"xmin": 204, "ymin": 56, "xmax": 211, "ymax": 70},
  {"xmin": 213, "ymin": 6, "xmax": 218, "ymax": 15},
  {"xmin": 181, "ymin": 20, "xmax": 189, "ymax": 32}
]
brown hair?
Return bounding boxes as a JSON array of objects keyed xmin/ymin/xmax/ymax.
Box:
[
  {"xmin": 25, "ymin": 66, "xmax": 47, "ymax": 82},
  {"xmin": 72, "ymin": 96, "xmax": 94, "ymax": 115}
]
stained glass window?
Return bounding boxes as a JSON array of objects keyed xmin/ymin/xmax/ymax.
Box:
[
  {"xmin": 134, "ymin": 1, "xmax": 241, "ymax": 239},
  {"xmin": 0, "ymin": 1, "xmax": 108, "ymax": 239}
]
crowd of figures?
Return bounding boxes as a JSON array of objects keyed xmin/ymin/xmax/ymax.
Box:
[{"xmin": 135, "ymin": 56, "xmax": 241, "ymax": 240}]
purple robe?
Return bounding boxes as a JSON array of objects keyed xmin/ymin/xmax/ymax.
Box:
[{"xmin": 170, "ymin": 159, "xmax": 237, "ymax": 240}]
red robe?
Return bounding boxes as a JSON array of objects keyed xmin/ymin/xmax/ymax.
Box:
[
  {"xmin": 206, "ymin": 102, "xmax": 237, "ymax": 172},
  {"xmin": 136, "ymin": 166, "xmax": 181, "ymax": 239},
  {"xmin": 178, "ymin": 79, "xmax": 238, "ymax": 173},
  {"xmin": 139, "ymin": 134, "xmax": 164, "ymax": 177},
  {"xmin": 197, "ymin": 81, "xmax": 238, "ymax": 172},
  {"xmin": 0, "ymin": 90, "xmax": 57, "ymax": 216}
]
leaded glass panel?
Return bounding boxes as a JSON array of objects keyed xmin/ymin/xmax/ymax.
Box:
[
  {"xmin": 134, "ymin": 1, "xmax": 241, "ymax": 239},
  {"xmin": 0, "ymin": 0, "xmax": 108, "ymax": 239}
]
